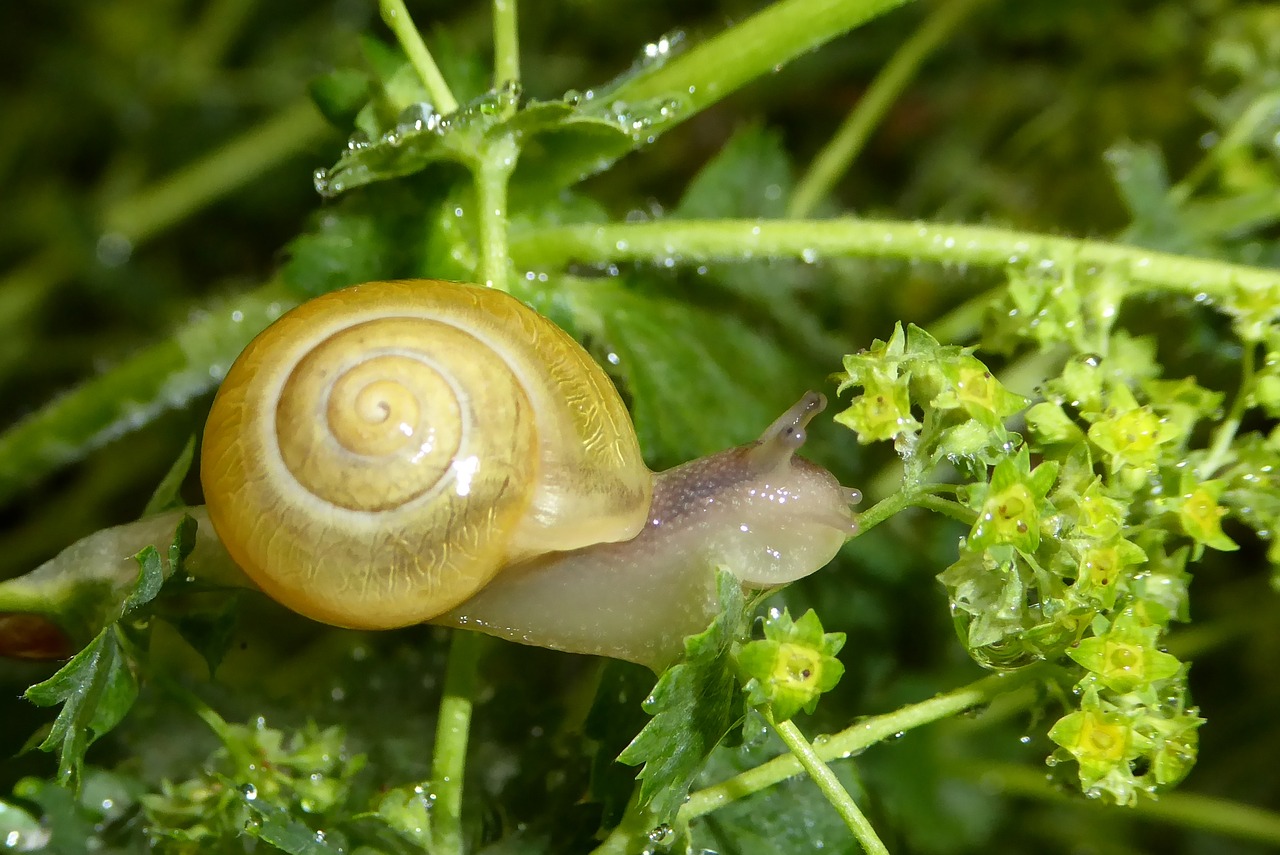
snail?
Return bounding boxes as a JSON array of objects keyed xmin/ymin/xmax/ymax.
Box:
[
  {"xmin": 200, "ymin": 279, "xmax": 860, "ymax": 666},
  {"xmin": 2, "ymin": 279, "xmax": 859, "ymax": 670}
]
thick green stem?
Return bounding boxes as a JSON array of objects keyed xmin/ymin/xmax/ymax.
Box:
[
  {"xmin": 0, "ymin": 280, "xmax": 296, "ymax": 506},
  {"xmin": 681, "ymin": 666, "xmax": 1046, "ymax": 821},
  {"xmin": 474, "ymin": 136, "xmax": 519, "ymax": 290},
  {"xmin": 613, "ymin": 0, "xmax": 912, "ymax": 118},
  {"xmin": 431, "ymin": 631, "xmax": 483, "ymax": 855},
  {"xmin": 102, "ymin": 100, "xmax": 327, "ymax": 242},
  {"xmin": 789, "ymin": 0, "xmax": 987, "ymax": 217},
  {"xmin": 978, "ymin": 763, "xmax": 1280, "ymax": 847},
  {"xmin": 769, "ymin": 713, "xmax": 890, "ymax": 855},
  {"xmin": 492, "ymin": 0, "xmax": 520, "ymax": 86},
  {"xmin": 538, "ymin": 0, "xmax": 913, "ymax": 189},
  {"xmin": 509, "ymin": 218, "xmax": 1280, "ymax": 302},
  {"xmin": 380, "ymin": 0, "xmax": 460, "ymax": 114},
  {"xmin": 1, "ymin": 100, "xmax": 326, "ymax": 337}
]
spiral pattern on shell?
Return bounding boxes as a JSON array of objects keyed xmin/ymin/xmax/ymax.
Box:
[{"xmin": 201, "ymin": 280, "xmax": 652, "ymax": 629}]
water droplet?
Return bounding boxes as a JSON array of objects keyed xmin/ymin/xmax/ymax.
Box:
[
  {"xmin": 647, "ymin": 823, "xmax": 673, "ymax": 842},
  {"xmin": 396, "ymin": 102, "xmax": 438, "ymax": 134},
  {"xmin": 241, "ymin": 783, "xmax": 258, "ymax": 800},
  {"xmin": 96, "ymin": 233, "xmax": 133, "ymax": 268}
]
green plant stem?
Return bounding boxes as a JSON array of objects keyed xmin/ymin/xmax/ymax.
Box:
[
  {"xmin": 789, "ymin": 0, "xmax": 986, "ymax": 217},
  {"xmin": 492, "ymin": 0, "xmax": 519, "ymax": 86},
  {"xmin": 539, "ymin": 0, "xmax": 913, "ymax": 189},
  {"xmin": 836, "ymin": 485, "xmax": 974, "ymax": 541},
  {"xmin": 768, "ymin": 711, "xmax": 890, "ymax": 855},
  {"xmin": 0, "ymin": 279, "xmax": 296, "ymax": 506},
  {"xmin": 1198, "ymin": 338, "xmax": 1256, "ymax": 479},
  {"xmin": 474, "ymin": 136, "xmax": 519, "ymax": 290},
  {"xmin": 912, "ymin": 491, "xmax": 977, "ymax": 524},
  {"xmin": 976, "ymin": 763, "xmax": 1280, "ymax": 847},
  {"xmin": 1170, "ymin": 92, "xmax": 1280, "ymax": 205},
  {"xmin": 180, "ymin": 0, "xmax": 258, "ymax": 73},
  {"xmin": 431, "ymin": 631, "xmax": 483, "ymax": 855},
  {"xmin": 1, "ymin": 100, "xmax": 327, "ymax": 337},
  {"xmin": 379, "ymin": 0, "xmax": 459, "ymax": 114},
  {"xmin": 510, "ymin": 218, "xmax": 1280, "ymax": 301},
  {"xmin": 102, "ymin": 100, "xmax": 328, "ymax": 242},
  {"xmin": 614, "ymin": 0, "xmax": 912, "ymax": 119},
  {"xmin": 681, "ymin": 665, "xmax": 1047, "ymax": 821}
]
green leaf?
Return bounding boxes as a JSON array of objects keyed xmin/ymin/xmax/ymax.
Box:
[
  {"xmin": 282, "ymin": 183, "xmax": 439, "ymax": 298},
  {"xmin": 121, "ymin": 547, "xmax": 163, "ymax": 619},
  {"xmin": 23, "ymin": 628, "xmax": 138, "ymax": 790},
  {"xmin": 1106, "ymin": 141, "xmax": 1200, "ymax": 254},
  {"xmin": 243, "ymin": 795, "xmax": 344, "ymax": 854},
  {"xmin": 519, "ymin": 277, "xmax": 814, "ymax": 466},
  {"xmin": 22, "ymin": 515, "xmax": 196, "ymax": 789},
  {"xmin": 617, "ymin": 571, "xmax": 747, "ymax": 822},
  {"xmin": 11, "ymin": 775, "xmax": 98, "ymax": 852},
  {"xmin": 676, "ymin": 125, "xmax": 791, "ymax": 219},
  {"xmin": 122, "ymin": 513, "xmax": 196, "ymax": 618}
]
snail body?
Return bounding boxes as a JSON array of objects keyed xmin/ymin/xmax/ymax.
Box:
[{"xmin": 201, "ymin": 279, "xmax": 859, "ymax": 667}]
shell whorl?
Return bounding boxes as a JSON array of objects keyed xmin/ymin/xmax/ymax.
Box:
[{"xmin": 200, "ymin": 280, "xmax": 652, "ymax": 629}]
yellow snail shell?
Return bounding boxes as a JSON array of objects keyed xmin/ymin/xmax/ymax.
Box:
[
  {"xmin": 200, "ymin": 278, "xmax": 860, "ymax": 667},
  {"xmin": 201, "ymin": 279, "xmax": 652, "ymax": 630}
]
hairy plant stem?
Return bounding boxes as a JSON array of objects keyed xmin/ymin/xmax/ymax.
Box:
[
  {"xmin": 789, "ymin": 0, "xmax": 988, "ymax": 217},
  {"xmin": 379, "ymin": 0, "xmax": 459, "ymax": 114},
  {"xmin": 103, "ymin": 101, "xmax": 328, "ymax": 242},
  {"xmin": 540, "ymin": 0, "xmax": 914, "ymax": 189},
  {"xmin": 614, "ymin": 0, "xmax": 912, "ymax": 119},
  {"xmin": 431, "ymin": 631, "xmax": 483, "ymax": 855},
  {"xmin": 474, "ymin": 136, "xmax": 519, "ymax": 290},
  {"xmin": 768, "ymin": 711, "xmax": 890, "ymax": 855},
  {"xmin": 492, "ymin": 0, "xmax": 520, "ymax": 86},
  {"xmin": 681, "ymin": 665, "xmax": 1048, "ymax": 822},
  {"xmin": 510, "ymin": 219, "xmax": 1280, "ymax": 302},
  {"xmin": 0, "ymin": 280, "xmax": 297, "ymax": 506},
  {"xmin": 0, "ymin": 100, "xmax": 326, "ymax": 335}
]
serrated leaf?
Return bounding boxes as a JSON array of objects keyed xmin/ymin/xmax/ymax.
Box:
[
  {"xmin": 243, "ymin": 797, "xmax": 343, "ymax": 854},
  {"xmin": 323, "ymin": 86, "xmax": 680, "ymax": 197},
  {"xmin": 283, "ymin": 183, "xmax": 441, "ymax": 297},
  {"xmin": 676, "ymin": 125, "xmax": 791, "ymax": 219},
  {"xmin": 1107, "ymin": 142, "xmax": 1199, "ymax": 254},
  {"xmin": 24, "ymin": 629, "xmax": 138, "ymax": 790},
  {"xmin": 669, "ymin": 126, "xmax": 841, "ymax": 359},
  {"xmin": 519, "ymin": 277, "xmax": 814, "ymax": 467},
  {"xmin": 617, "ymin": 572, "xmax": 747, "ymax": 821},
  {"xmin": 122, "ymin": 514, "xmax": 195, "ymax": 618},
  {"xmin": 121, "ymin": 548, "xmax": 164, "ymax": 619}
]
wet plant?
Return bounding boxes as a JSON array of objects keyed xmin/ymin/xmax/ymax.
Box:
[{"xmin": 2, "ymin": 0, "xmax": 1280, "ymax": 853}]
